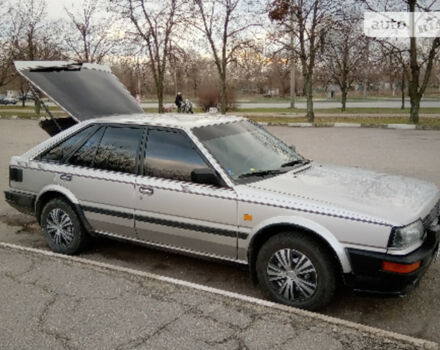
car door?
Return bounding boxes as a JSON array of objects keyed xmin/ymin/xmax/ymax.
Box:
[
  {"xmin": 53, "ymin": 124, "xmax": 143, "ymax": 238},
  {"xmin": 134, "ymin": 127, "xmax": 238, "ymax": 260}
]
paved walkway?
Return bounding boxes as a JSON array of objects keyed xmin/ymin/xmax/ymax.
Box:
[{"xmin": 0, "ymin": 244, "xmax": 436, "ymax": 350}]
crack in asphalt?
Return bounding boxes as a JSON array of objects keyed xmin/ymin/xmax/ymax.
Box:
[
  {"xmin": 114, "ymin": 305, "xmax": 197, "ymax": 350},
  {"xmin": 37, "ymin": 294, "xmax": 78, "ymax": 350}
]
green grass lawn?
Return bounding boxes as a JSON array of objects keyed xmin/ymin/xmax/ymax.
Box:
[
  {"xmin": 2, "ymin": 105, "xmax": 440, "ymax": 127},
  {"xmin": 236, "ymin": 107, "xmax": 440, "ymax": 114},
  {"xmin": 246, "ymin": 115, "xmax": 440, "ymax": 127}
]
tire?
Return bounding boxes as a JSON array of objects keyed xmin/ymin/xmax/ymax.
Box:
[
  {"xmin": 40, "ymin": 198, "xmax": 88, "ymax": 254},
  {"xmin": 256, "ymin": 232, "xmax": 337, "ymax": 311}
]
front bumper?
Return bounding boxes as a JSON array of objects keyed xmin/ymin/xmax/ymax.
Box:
[
  {"xmin": 344, "ymin": 229, "xmax": 439, "ymax": 295},
  {"xmin": 4, "ymin": 190, "xmax": 36, "ymax": 215}
]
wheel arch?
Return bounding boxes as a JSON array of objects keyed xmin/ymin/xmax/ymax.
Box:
[
  {"xmin": 247, "ymin": 216, "xmax": 351, "ymax": 284},
  {"xmin": 35, "ymin": 185, "xmax": 92, "ymax": 232}
]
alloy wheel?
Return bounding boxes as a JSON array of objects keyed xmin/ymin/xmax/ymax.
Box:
[
  {"xmin": 266, "ymin": 248, "xmax": 318, "ymax": 302},
  {"xmin": 45, "ymin": 208, "xmax": 75, "ymax": 248}
]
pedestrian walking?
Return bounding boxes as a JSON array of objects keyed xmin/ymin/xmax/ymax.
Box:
[{"xmin": 175, "ymin": 92, "xmax": 183, "ymax": 112}]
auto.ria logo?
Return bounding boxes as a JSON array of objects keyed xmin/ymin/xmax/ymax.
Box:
[{"xmin": 364, "ymin": 12, "xmax": 440, "ymax": 38}]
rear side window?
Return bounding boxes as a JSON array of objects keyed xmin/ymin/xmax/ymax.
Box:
[
  {"xmin": 94, "ymin": 126, "xmax": 143, "ymax": 174},
  {"xmin": 144, "ymin": 128, "xmax": 208, "ymax": 182},
  {"xmin": 68, "ymin": 127, "xmax": 105, "ymax": 168},
  {"xmin": 39, "ymin": 126, "xmax": 94, "ymax": 163}
]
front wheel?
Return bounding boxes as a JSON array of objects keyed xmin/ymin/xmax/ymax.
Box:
[{"xmin": 256, "ymin": 232, "xmax": 337, "ymax": 310}]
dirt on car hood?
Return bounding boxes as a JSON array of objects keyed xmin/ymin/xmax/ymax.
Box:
[{"xmin": 246, "ymin": 163, "xmax": 439, "ymax": 226}]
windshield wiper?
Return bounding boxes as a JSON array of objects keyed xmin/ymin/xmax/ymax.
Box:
[
  {"xmin": 281, "ymin": 159, "xmax": 311, "ymax": 168},
  {"xmin": 238, "ymin": 169, "xmax": 285, "ymax": 179}
]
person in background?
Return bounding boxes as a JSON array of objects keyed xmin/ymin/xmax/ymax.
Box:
[{"xmin": 175, "ymin": 92, "xmax": 183, "ymax": 112}]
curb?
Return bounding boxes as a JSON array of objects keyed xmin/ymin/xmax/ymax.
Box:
[
  {"xmin": 257, "ymin": 121, "xmax": 440, "ymax": 130},
  {"xmin": 0, "ymin": 242, "xmax": 437, "ymax": 350},
  {"xmin": 0, "ymin": 115, "xmax": 39, "ymax": 120},
  {"xmin": 1, "ymin": 114, "xmax": 440, "ymax": 130}
]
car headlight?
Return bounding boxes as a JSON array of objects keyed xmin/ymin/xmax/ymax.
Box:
[{"xmin": 389, "ymin": 220, "xmax": 425, "ymax": 250}]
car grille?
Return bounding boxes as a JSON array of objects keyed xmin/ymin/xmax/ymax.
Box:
[{"xmin": 423, "ymin": 200, "xmax": 440, "ymax": 229}]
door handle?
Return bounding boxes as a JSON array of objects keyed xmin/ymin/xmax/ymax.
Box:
[
  {"xmin": 60, "ymin": 174, "xmax": 72, "ymax": 182},
  {"xmin": 139, "ymin": 186, "xmax": 154, "ymax": 196}
]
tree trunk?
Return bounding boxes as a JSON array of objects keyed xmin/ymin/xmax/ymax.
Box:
[
  {"xmin": 220, "ymin": 76, "xmax": 227, "ymax": 115},
  {"xmin": 401, "ymin": 72, "xmax": 405, "ymax": 110},
  {"xmin": 34, "ymin": 99, "xmax": 40, "ymax": 117},
  {"xmin": 290, "ymin": 61, "xmax": 296, "ymax": 109},
  {"xmin": 341, "ymin": 88, "xmax": 347, "ymax": 112},
  {"xmin": 409, "ymin": 94, "xmax": 420, "ymax": 123},
  {"xmin": 157, "ymin": 91, "xmax": 164, "ymax": 113},
  {"xmin": 362, "ymin": 81, "xmax": 367, "ymax": 98},
  {"xmin": 157, "ymin": 79, "xmax": 164, "ymax": 113},
  {"xmin": 304, "ymin": 73, "xmax": 314, "ymax": 122},
  {"xmin": 289, "ymin": 7, "xmax": 295, "ymax": 109},
  {"xmin": 408, "ymin": 3, "xmax": 419, "ymax": 124}
]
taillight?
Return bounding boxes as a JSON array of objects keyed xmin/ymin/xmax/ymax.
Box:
[{"xmin": 9, "ymin": 167, "xmax": 23, "ymax": 183}]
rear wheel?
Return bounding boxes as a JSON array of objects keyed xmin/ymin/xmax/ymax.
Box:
[
  {"xmin": 256, "ymin": 232, "xmax": 337, "ymax": 310},
  {"xmin": 41, "ymin": 198, "xmax": 88, "ymax": 254}
]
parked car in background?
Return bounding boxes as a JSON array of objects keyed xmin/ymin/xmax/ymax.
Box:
[
  {"xmin": 5, "ymin": 61, "xmax": 440, "ymax": 310},
  {"xmin": 0, "ymin": 96, "xmax": 18, "ymax": 105}
]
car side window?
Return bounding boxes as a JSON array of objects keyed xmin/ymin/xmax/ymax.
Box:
[
  {"xmin": 144, "ymin": 128, "xmax": 209, "ymax": 182},
  {"xmin": 39, "ymin": 126, "xmax": 95, "ymax": 163},
  {"xmin": 68, "ymin": 127, "xmax": 105, "ymax": 168},
  {"xmin": 93, "ymin": 126, "xmax": 143, "ymax": 174}
]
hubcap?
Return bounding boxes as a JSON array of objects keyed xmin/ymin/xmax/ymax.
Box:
[
  {"xmin": 46, "ymin": 208, "xmax": 74, "ymax": 248},
  {"xmin": 266, "ymin": 248, "xmax": 318, "ymax": 302}
]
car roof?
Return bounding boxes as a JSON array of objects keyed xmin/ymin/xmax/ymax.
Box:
[{"xmin": 88, "ymin": 113, "xmax": 245, "ymax": 129}]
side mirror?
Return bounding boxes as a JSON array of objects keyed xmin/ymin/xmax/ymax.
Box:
[
  {"xmin": 191, "ymin": 168, "xmax": 223, "ymax": 187},
  {"xmin": 289, "ymin": 144, "xmax": 296, "ymax": 152}
]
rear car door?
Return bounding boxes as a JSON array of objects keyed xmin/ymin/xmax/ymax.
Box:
[
  {"xmin": 41, "ymin": 124, "xmax": 144, "ymax": 238},
  {"xmin": 134, "ymin": 127, "xmax": 239, "ymax": 260}
]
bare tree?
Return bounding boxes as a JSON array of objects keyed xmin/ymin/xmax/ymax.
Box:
[
  {"xmin": 112, "ymin": 0, "xmax": 183, "ymax": 113},
  {"xmin": 7, "ymin": 0, "xmax": 63, "ymax": 111},
  {"xmin": 435, "ymin": 56, "xmax": 440, "ymax": 92},
  {"xmin": 264, "ymin": 52, "xmax": 291, "ymax": 97},
  {"xmin": 363, "ymin": 0, "xmax": 440, "ymax": 123},
  {"xmin": 63, "ymin": 0, "xmax": 115, "ymax": 63},
  {"xmin": 379, "ymin": 45, "xmax": 409, "ymax": 109},
  {"xmin": 0, "ymin": 8, "xmax": 14, "ymax": 90},
  {"xmin": 269, "ymin": 0, "xmax": 336, "ymax": 122},
  {"xmin": 193, "ymin": 0, "xmax": 260, "ymax": 114},
  {"xmin": 232, "ymin": 45, "xmax": 268, "ymax": 95},
  {"xmin": 323, "ymin": 18, "xmax": 369, "ymax": 111}
]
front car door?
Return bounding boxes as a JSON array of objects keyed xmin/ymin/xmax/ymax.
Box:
[{"xmin": 134, "ymin": 127, "xmax": 239, "ymax": 260}]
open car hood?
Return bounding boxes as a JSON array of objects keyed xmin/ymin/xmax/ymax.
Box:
[{"xmin": 14, "ymin": 61, "xmax": 143, "ymax": 135}]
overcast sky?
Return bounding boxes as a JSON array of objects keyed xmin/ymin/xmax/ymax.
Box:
[{"xmin": 43, "ymin": 0, "xmax": 72, "ymax": 19}]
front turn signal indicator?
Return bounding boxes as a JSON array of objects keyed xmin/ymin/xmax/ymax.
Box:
[
  {"xmin": 243, "ymin": 214, "xmax": 253, "ymax": 221},
  {"xmin": 382, "ymin": 261, "xmax": 421, "ymax": 274}
]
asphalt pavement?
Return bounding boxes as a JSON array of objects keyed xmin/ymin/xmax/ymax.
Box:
[
  {"xmin": 1, "ymin": 119, "xmax": 440, "ymax": 345},
  {"xmin": 0, "ymin": 244, "xmax": 435, "ymax": 350}
]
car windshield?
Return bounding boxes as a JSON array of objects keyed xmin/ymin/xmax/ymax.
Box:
[{"xmin": 192, "ymin": 120, "xmax": 308, "ymax": 183}]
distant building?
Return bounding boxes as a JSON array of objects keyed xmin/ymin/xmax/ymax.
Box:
[{"xmin": 264, "ymin": 88, "xmax": 279, "ymax": 97}]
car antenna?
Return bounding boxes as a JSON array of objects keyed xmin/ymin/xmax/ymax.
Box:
[{"xmin": 28, "ymin": 83, "xmax": 62, "ymax": 133}]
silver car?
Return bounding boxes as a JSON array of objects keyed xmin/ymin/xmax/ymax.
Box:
[{"xmin": 5, "ymin": 61, "xmax": 440, "ymax": 310}]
